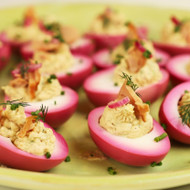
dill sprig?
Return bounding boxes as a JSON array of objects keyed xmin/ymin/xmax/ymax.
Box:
[
  {"xmin": 0, "ymin": 99, "xmax": 30, "ymax": 110},
  {"xmin": 20, "ymin": 62, "xmax": 29, "ymax": 78},
  {"xmin": 178, "ymin": 101, "xmax": 190, "ymax": 126},
  {"xmin": 31, "ymin": 105, "xmax": 48, "ymax": 122},
  {"xmin": 121, "ymin": 72, "xmax": 138, "ymax": 91}
]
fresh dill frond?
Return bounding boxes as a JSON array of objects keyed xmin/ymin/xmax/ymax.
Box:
[
  {"xmin": 20, "ymin": 62, "xmax": 29, "ymax": 78},
  {"xmin": 31, "ymin": 105, "xmax": 48, "ymax": 122},
  {"xmin": 0, "ymin": 99, "xmax": 30, "ymax": 110},
  {"xmin": 178, "ymin": 101, "xmax": 190, "ymax": 126},
  {"xmin": 121, "ymin": 72, "xmax": 139, "ymax": 91}
]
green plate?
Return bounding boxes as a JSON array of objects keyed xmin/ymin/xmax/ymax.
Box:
[{"xmin": 0, "ymin": 3, "xmax": 190, "ymax": 190}]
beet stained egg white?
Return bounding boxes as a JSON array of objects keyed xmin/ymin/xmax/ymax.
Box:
[
  {"xmin": 88, "ymin": 81, "xmax": 170, "ymax": 166},
  {"xmin": 70, "ymin": 37, "xmax": 95, "ymax": 56},
  {"xmin": 3, "ymin": 62, "xmax": 79, "ymax": 128},
  {"xmin": 0, "ymin": 104, "xmax": 68, "ymax": 171},
  {"xmin": 159, "ymin": 82, "xmax": 190, "ymax": 144},
  {"xmin": 166, "ymin": 54, "xmax": 190, "ymax": 85}
]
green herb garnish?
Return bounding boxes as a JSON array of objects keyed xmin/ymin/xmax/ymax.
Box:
[
  {"xmin": 54, "ymin": 101, "xmax": 57, "ymax": 105},
  {"xmin": 174, "ymin": 25, "xmax": 181, "ymax": 33},
  {"xmin": 31, "ymin": 105, "xmax": 48, "ymax": 122},
  {"xmin": 113, "ymin": 54, "xmax": 124, "ymax": 65},
  {"xmin": 154, "ymin": 133, "xmax": 168, "ymax": 142},
  {"xmin": 66, "ymin": 72, "xmax": 72, "ymax": 76},
  {"xmin": 53, "ymin": 33, "xmax": 65, "ymax": 43},
  {"xmin": 121, "ymin": 72, "xmax": 138, "ymax": 91},
  {"xmin": 178, "ymin": 101, "xmax": 190, "ymax": 126},
  {"xmin": 151, "ymin": 162, "xmax": 162, "ymax": 167},
  {"xmin": 143, "ymin": 50, "xmax": 152, "ymax": 58},
  {"xmin": 122, "ymin": 39, "xmax": 133, "ymax": 50},
  {"xmin": 65, "ymin": 156, "xmax": 71, "ymax": 162},
  {"xmin": 60, "ymin": 91, "xmax": 65, "ymax": 95},
  {"xmin": 114, "ymin": 82, "xmax": 118, "ymax": 86},
  {"xmin": 20, "ymin": 62, "xmax": 29, "ymax": 78},
  {"xmin": 107, "ymin": 167, "xmax": 117, "ymax": 175},
  {"xmin": 47, "ymin": 74, "xmax": 57, "ymax": 83},
  {"xmin": 45, "ymin": 152, "xmax": 51, "ymax": 159},
  {"xmin": 145, "ymin": 101, "xmax": 151, "ymax": 106},
  {"xmin": 44, "ymin": 22, "xmax": 65, "ymax": 43},
  {"xmin": 161, "ymin": 123, "xmax": 167, "ymax": 130},
  {"xmin": 184, "ymin": 90, "xmax": 189, "ymax": 93},
  {"xmin": 0, "ymin": 99, "xmax": 30, "ymax": 110}
]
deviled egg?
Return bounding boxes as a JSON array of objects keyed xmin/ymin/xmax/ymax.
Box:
[
  {"xmin": 2, "ymin": 61, "xmax": 78, "ymax": 128},
  {"xmin": 88, "ymin": 80, "xmax": 170, "ymax": 166},
  {"xmin": 21, "ymin": 36, "xmax": 93, "ymax": 88},
  {"xmin": 0, "ymin": 101, "xmax": 68, "ymax": 171},
  {"xmin": 84, "ymin": 39, "xmax": 169, "ymax": 106},
  {"xmin": 155, "ymin": 16, "xmax": 190, "ymax": 55}
]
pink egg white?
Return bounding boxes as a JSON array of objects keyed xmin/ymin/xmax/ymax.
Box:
[{"xmin": 159, "ymin": 81, "xmax": 190, "ymax": 144}]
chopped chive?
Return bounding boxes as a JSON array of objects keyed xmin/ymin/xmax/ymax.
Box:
[
  {"xmin": 154, "ymin": 133, "xmax": 167, "ymax": 142},
  {"xmin": 174, "ymin": 25, "xmax": 181, "ymax": 32},
  {"xmin": 65, "ymin": 156, "xmax": 71, "ymax": 162},
  {"xmin": 114, "ymin": 82, "xmax": 118, "ymax": 86},
  {"xmin": 47, "ymin": 74, "xmax": 57, "ymax": 83},
  {"xmin": 45, "ymin": 152, "xmax": 51, "ymax": 159},
  {"xmin": 143, "ymin": 50, "xmax": 152, "ymax": 58},
  {"xmin": 151, "ymin": 161, "xmax": 162, "ymax": 167},
  {"xmin": 161, "ymin": 123, "xmax": 167, "ymax": 130},
  {"xmin": 0, "ymin": 99, "xmax": 30, "ymax": 110},
  {"xmin": 107, "ymin": 167, "xmax": 117, "ymax": 175},
  {"xmin": 10, "ymin": 104, "xmax": 19, "ymax": 110},
  {"xmin": 54, "ymin": 101, "xmax": 57, "ymax": 105},
  {"xmin": 185, "ymin": 90, "xmax": 189, "ymax": 93},
  {"xmin": 123, "ymin": 39, "xmax": 133, "ymax": 50},
  {"xmin": 60, "ymin": 91, "xmax": 65, "ymax": 95},
  {"xmin": 66, "ymin": 72, "xmax": 72, "ymax": 76},
  {"xmin": 31, "ymin": 105, "xmax": 48, "ymax": 122},
  {"xmin": 145, "ymin": 101, "xmax": 151, "ymax": 106}
]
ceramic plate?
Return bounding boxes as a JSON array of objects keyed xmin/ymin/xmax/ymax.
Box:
[{"xmin": 0, "ymin": 3, "xmax": 190, "ymax": 190}]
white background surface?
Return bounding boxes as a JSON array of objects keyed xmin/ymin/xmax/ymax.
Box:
[{"xmin": 0, "ymin": 0, "xmax": 190, "ymax": 10}]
